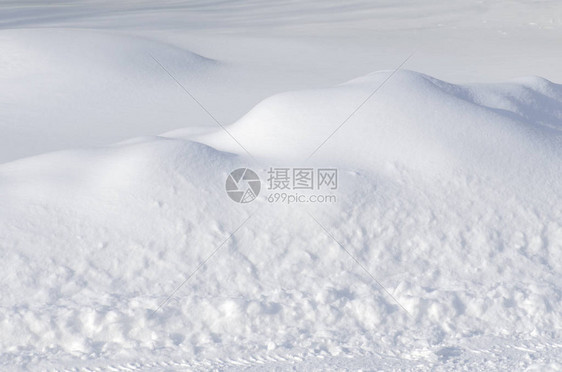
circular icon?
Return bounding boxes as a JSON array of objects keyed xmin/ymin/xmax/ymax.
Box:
[{"xmin": 225, "ymin": 168, "xmax": 261, "ymax": 203}]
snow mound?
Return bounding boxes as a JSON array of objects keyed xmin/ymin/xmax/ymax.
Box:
[
  {"xmin": 1, "ymin": 71, "xmax": 561, "ymax": 368},
  {"xmin": 197, "ymin": 70, "xmax": 561, "ymax": 185},
  {"xmin": 0, "ymin": 29, "xmax": 217, "ymax": 162}
]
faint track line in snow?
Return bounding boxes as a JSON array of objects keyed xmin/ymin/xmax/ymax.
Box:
[
  {"xmin": 306, "ymin": 212, "xmax": 413, "ymax": 318},
  {"xmin": 148, "ymin": 53, "xmax": 258, "ymax": 164},
  {"xmin": 305, "ymin": 52, "xmax": 414, "ymax": 162},
  {"xmin": 148, "ymin": 209, "xmax": 259, "ymax": 317}
]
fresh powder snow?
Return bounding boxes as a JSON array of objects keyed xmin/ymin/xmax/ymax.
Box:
[{"xmin": 0, "ymin": 1, "xmax": 561, "ymax": 370}]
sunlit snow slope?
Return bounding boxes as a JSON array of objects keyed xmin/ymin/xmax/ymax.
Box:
[{"xmin": 0, "ymin": 70, "xmax": 561, "ymax": 370}]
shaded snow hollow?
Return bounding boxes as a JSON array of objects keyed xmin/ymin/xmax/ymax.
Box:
[{"xmin": 0, "ymin": 70, "xmax": 561, "ymax": 369}]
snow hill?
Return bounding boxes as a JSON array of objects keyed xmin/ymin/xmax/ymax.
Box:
[
  {"xmin": 0, "ymin": 69, "xmax": 561, "ymax": 370},
  {"xmin": 198, "ymin": 70, "xmax": 562, "ymax": 181},
  {"xmin": 0, "ymin": 29, "xmax": 222, "ymax": 163}
]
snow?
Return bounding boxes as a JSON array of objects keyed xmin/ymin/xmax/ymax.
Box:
[{"xmin": 1, "ymin": 0, "xmax": 562, "ymax": 370}]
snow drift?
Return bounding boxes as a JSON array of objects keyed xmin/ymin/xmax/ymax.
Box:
[
  {"xmin": 0, "ymin": 70, "xmax": 561, "ymax": 369},
  {"xmin": 198, "ymin": 70, "xmax": 562, "ymax": 184},
  {"xmin": 0, "ymin": 29, "xmax": 221, "ymax": 162}
]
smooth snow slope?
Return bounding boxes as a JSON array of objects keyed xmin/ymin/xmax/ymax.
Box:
[
  {"xmin": 0, "ymin": 71, "xmax": 561, "ymax": 370},
  {"xmin": 197, "ymin": 71, "xmax": 562, "ymax": 181},
  {"xmin": 2, "ymin": 0, "xmax": 562, "ymax": 162},
  {"xmin": 0, "ymin": 29, "xmax": 257, "ymax": 163}
]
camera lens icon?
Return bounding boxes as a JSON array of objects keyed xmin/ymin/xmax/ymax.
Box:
[{"xmin": 225, "ymin": 168, "xmax": 261, "ymax": 203}]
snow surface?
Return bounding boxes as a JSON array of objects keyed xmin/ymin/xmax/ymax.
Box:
[{"xmin": 1, "ymin": 0, "xmax": 562, "ymax": 370}]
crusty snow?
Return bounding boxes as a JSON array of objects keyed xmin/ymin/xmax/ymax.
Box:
[{"xmin": 1, "ymin": 1, "xmax": 561, "ymax": 370}]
